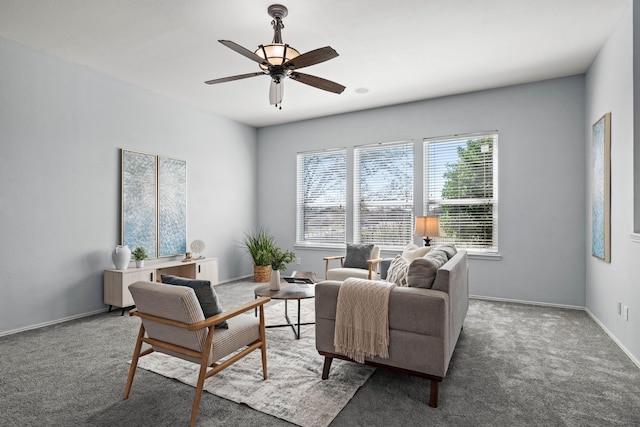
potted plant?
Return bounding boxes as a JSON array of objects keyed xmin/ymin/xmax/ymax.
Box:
[
  {"xmin": 268, "ymin": 246, "xmax": 296, "ymax": 291},
  {"xmin": 132, "ymin": 246, "xmax": 148, "ymax": 268},
  {"xmin": 269, "ymin": 246, "xmax": 296, "ymax": 272},
  {"xmin": 243, "ymin": 229, "xmax": 276, "ymax": 282}
]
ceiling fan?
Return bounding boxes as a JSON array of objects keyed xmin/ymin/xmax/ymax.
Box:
[{"xmin": 204, "ymin": 4, "xmax": 345, "ymax": 109}]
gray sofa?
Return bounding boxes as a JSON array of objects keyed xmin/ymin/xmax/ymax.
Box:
[{"xmin": 315, "ymin": 249, "xmax": 468, "ymax": 407}]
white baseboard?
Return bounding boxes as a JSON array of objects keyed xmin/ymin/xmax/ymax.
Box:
[
  {"xmin": 215, "ymin": 274, "xmax": 253, "ymax": 285},
  {"xmin": 0, "ymin": 308, "xmax": 109, "ymax": 337},
  {"xmin": 470, "ymin": 294, "xmax": 584, "ymax": 311},
  {"xmin": 584, "ymin": 308, "xmax": 640, "ymax": 370},
  {"xmin": 1, "ymin": 275, "xmax": 253, "ymax": 337}
]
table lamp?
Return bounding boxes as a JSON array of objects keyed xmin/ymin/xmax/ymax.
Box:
[{"xmin": 414, "ymin": 216, "xmax": 440, "ymax": 246}]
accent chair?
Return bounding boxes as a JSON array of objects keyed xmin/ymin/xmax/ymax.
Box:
[
  {"xmin": 324, "ymin": 243, "xmax": 382, "ymax": 280},
  {"xmin": 124, "ymin": 280, "xmax": 270, "ymax": 427}
]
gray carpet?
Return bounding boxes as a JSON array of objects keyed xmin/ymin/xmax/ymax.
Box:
[{"xmin": 1, "ymin": 280, "xmax": 639, "ymax": 426}]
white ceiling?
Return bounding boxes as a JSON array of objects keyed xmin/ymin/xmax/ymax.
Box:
[{"xmin": 0, "ymin": 0, "xmax": 631, "ymax": 127}]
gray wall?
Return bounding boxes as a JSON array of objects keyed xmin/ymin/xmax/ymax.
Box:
[
  {"xmin": 0, "ymin": 37, "xmax": 258, "ymax": 335},
  {"xmin": 257, "ymin": 76, "xmax": 587, "ymax": 307},
  {"xmin": 585, "ymin": 6, "xmax": 640, "ymax": 364}
]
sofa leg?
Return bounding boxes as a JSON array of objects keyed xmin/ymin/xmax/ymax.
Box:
[
  {"xmin": 322, "ymin": 356, "xmax": 333, "ymax": 380},
  {"xmin": 429, "ymin": 380, "xmax": 439, "ymax": 408}
]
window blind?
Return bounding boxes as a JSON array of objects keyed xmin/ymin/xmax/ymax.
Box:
[
  {"xmin": 296, "ymin": 149, "xmax": 347, "ymax": 246},
  {"xmin": 424, "ymin": 133, "xmax": 498, "ymax": 252},
  {"xmin": 354, "ymin": 141, "xmax": 414, "ymax": 249}
]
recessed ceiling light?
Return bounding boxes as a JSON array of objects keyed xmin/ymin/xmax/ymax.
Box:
[{"xmin": 355, "ymin": 87, "xmax": 369, "ymax": 94}]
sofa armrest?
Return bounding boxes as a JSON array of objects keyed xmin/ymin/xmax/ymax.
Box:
[{"xmin": 432, "ymin": 250, "xmax": 468, "ymax": 358}]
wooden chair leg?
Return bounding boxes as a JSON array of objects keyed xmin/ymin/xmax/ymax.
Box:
[
  {"xmin": 189, "ymin": 323, "xmax": 217, "ymax": 427},
  {"xmin": 124, "ymin": 324, "xmax": 145, "ymax": 399},
  {"xmin": 429, "ymin": 380, "xmax": 439, "ymax": 408},
  {"xmin": 259, "ymin": 306, "xmax": 268, "ymax": 380},
  {"xmin": 190, "ymin": 362, "xmax": 209, "ymax": 427},
  {"xmin": 322, "ymin": 356, "xmax": 333, "ymax": 380}
]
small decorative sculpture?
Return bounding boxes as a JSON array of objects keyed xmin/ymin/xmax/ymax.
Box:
[{"xmin": 190, "ymin": 239, "xmax": 205, "ymax": 259}]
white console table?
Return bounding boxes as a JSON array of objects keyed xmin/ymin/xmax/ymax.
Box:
[{"xmin": 104, "ymin": 257, "xmax": 219, "ymax": 315}]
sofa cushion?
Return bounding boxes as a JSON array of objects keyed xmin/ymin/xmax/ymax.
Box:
[
  {"xmin": 427, "ymin": 249, "xmax": 449, "ymax": 264},
  {"xmin": 160, "ymin": 275, "xmax": 228, "ymax": 329},
  {"xmin": 407, "ymin": 252, "xmax": 448, "ymax": 289},
  {"xmin": 386, "ymin": 255, "xmax": 410, "ymax": 287},
  {"xmin": 435, "ymin": 244, "xmax": 457, "ymax": 260},
  {"xmin": 326, "ymin": 268, "xmax": 375, "ymax": 282},
  {"xmin": 402, "ymin": 243, "xmax": 431, "ymax": 261},
  {"xmin": 343, "ymin": 243, "xmax": 374, "ymax": 269}
]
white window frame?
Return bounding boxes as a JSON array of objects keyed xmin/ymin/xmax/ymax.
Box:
[
  {"xmin": 354, "ymin": 141, "xmax": 414, "ymax": 250},
  {"xmin": 296, "ymin": 148, "xmax": 347, "ymax": 247},
  {"xmin": 423, "ymin": 132, "xmax": 499, "ymax": 254}
]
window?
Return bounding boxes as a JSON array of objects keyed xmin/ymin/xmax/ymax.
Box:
[
  {"xmin": 296, "ymin": 149, "xmax": 347, "ymax": 246},
  {"xmin": 354, "ymin": 141, "xmax": 414, "ymax": 249},
  {"xmin": 424, "ymin": 133, "xmax": 498, "ymax": 252}
]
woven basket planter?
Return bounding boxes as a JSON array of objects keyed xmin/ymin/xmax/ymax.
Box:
[{"xmin": 254, "ymin": 265, "xmax": 271, "ymax": 283}]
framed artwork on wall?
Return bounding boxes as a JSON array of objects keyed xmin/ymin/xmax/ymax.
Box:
[
  {"xmin": 158, "ymin": 156, "xmax": 187, "ymax": 257},
  {"xmin": 121, "ymin": 150, "xmax": 157, "ymax": 258},
  {"xmin": 591, "ymin": 112, "xmax": 611, "ymax": 262},
  {"xmin": 120, "ymin": 149, "xmax": 187, "ymax": 259}
]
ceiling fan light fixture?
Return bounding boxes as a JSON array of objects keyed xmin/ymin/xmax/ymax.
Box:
[
  {"xmin": 205, "ymin": 4, "xmax": 345, "ymax": 108},
  {"xmin": 255, "ymin": 43, "xmax": 300, "ymax": 70}
]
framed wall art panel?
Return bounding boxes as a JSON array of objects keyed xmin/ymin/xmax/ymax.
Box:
[
  {"xmin": 591, "ymin": 112, "xmax": 611, "ymax": 262},
  {"xmin": 158, "ymin": 156, "xmax": 187, "ymax": 257},
  {"xmin": 121, "ymin": 150, "xmax": 157, "ymax": 258}
]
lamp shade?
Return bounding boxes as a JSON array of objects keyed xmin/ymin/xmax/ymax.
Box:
[
  {"xmin": 414, "ymin": 216, "xmax": 440, "ymax": 237},
  {"xmin": 255, "ymin": 43, "xmax": 300, "ymax": 70}
]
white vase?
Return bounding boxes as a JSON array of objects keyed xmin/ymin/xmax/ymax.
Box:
[
  {"xmin": 112, "ymin": 245, "xmax": 131, "ymax": 270},
  {"xmin": 270, "ymin": 269, "xmax": 281, "ymax": 291},
  {"xmin": 135, "ymin": 259, "xmax": 144, "ymax": 268}
]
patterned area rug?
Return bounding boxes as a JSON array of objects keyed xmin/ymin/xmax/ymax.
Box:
[{"xmin": 134, "ymin": 300, "xmax": 374, "ymax": 427}]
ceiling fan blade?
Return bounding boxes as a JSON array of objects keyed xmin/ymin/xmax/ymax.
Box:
[
  {"xmin": 290, "ymin": 72, "xmax": 345, "ymax": 94},
  {"xmin": 269, "ymin": 80, "xmax": 284, "ymax": 106},
  {"xmin": 218, "ymin": 40, "xmax": 270, "ymax": 67},
  {"xmin": 283, "ymin": 46, "xmax": 338, "ymax": 70},
  {"xmin": 205, "ymin": 72, "xmax": 265, "ymax": 85}
]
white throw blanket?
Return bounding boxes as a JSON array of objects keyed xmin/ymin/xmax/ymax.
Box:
[{"xmin": 334, "ymin": 278, "xmax": 396, "ymax": 363}]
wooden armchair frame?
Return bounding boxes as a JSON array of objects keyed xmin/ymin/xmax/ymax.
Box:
[{"xmin": 124, "ymin": 296, "xmax": 270, "ymax": 427}]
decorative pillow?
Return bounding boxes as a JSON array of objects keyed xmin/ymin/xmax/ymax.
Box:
[
  {"xmin": 160, "ymin": 275, "xmax": 228, "ymax": 329},
  {"xmin": 402, "ymin": 243, "xmax": 431, "ymax": 261},
  {"xmin": 406, "ymin": 252, "xmax": 448, "ymax": 289},
  {"xmin": 427, "ymin": 249, "xmax": 449, "ymax": 265},
  {"xmin": 386, "ymin": 255, "xmax": 410, "ymax": 287},
  {"xmin": 435, "ymin": 244, "xmax": 457, "ymax": 260},
  {"xmin": 343, "ymin": 243, "xmax": 374, "ymax": 269}
]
